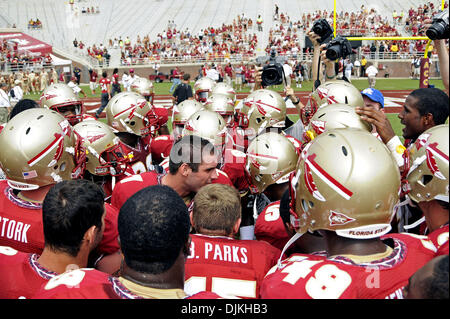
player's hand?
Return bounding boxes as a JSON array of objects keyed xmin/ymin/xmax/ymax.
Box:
[
  {"xmin": 254, "ymin": 66, "xmax": 263, "ymax": 89},
  {"xmin": 355, "ymin": 106, "xmax": 396, "ymax": 144}
]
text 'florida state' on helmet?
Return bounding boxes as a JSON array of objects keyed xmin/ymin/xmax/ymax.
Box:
[
  {"xmin": 40, "ymin": 83, "xmax": 84, "ymax": 126},
  {"xmin": 0, "ymin": 108, "xmax": 84, "ymax": 190},
  {"xmin": 289, "ymin": 128, "xmax": 400, "ymax": 239},
  {"xmin": 106, "ymin": 91, "xmax": 159, "ymax": 137},
  {"xmin": 403, "ymin": 124, "xmax": 449, "ymax": 204},
  {"xmin": 245, "ymin": 132, "xmax": 299, "ymax": 194}
]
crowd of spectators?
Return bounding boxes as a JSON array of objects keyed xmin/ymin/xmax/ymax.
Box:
[
  {"xmin": 1, "ymin": 40, "xmax": 53, "ymax": 73},
  {"xmin": 27, "ymin": 18, "xmax": 42, "ymax": 30}
]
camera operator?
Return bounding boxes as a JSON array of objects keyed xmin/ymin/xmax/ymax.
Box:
[{"xmin": 422, "ymin": 14, "xmax": 449, "ymax": 95}]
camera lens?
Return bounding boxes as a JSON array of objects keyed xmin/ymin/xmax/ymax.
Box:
[
  {"xmin": 426, "ymin": 28, "xmax": 439, "ymax": 40},
  {"xmin": 313, "ymin": 25, "xmax": 323, "ymax": 35},
  {"xmin": 326, "ymin": 46, "xmax": 340, "ymax": 60}
]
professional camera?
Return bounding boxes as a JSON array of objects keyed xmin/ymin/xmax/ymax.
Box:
[
  {"xmin": 311, "ymin": 19, "xmax": 334, "ymax": 43},
  {"xmin": 426, "ymin": 11, "xmax": 449, "ymax": 40},
  {"xmin": 325, "ymin": 36, "xmax": 353, "ymax": 60},
  {"xmin": 256, "ymin": 48, "xmax": 286, "ymax": 87}
]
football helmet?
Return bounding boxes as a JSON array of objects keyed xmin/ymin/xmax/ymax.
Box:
[
  {"xmin": 194, "ymin": 77, "xmax": 216, "ymax": 103},
  {"xmin": 106, "ymin": 91, "xmax": 159, "ymax": 137},
  {"xmin": 0, "ymin": 108, "xmax": 84, "ymax": 190},
  {"xmin": 301, "ymin": 80, "xmax": 364, "ymax": 125},
  {"xmin": 39, "ymin": 83, "xmax": 84, "ymax": 125},
  {"xmin": 130, "ymin": 77, "xmax": 155, "ymax": 103},
  {"xmin": 204, "ymin": 94, "xmax": 235, "ymax": 126},
  {"xmin": 289, "ymin": 128, "xmax": 400, "ymax": 239},
  {"xmin": 303, "ymin": 103, "xmax": 372, "ymax": 143},
  {"xmin": 403, "ymin": 124, "xmax": 449, "ymax": 203},
  {"xmin": 73, "ymin": 121, "xmax": 127, "ymax": 176},
  {"xmin": 245, "ymin": 132, "xmax": 299, "ymax": 194},
  {"xmin": 211, "ymin": 82, "xmax": 236, "ymax": 102},
  {"xmin": 238, "ymin": 89, "xmax": 286, "ymax": 136},
  {"xmin": 171, "ymin": 99, "xmax": 204, "ymax": 139},
  {"xmin": 182, "ymin": 110, "xmax": 227, "ymax": 148}
]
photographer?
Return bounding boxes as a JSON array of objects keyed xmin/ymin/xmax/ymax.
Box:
[{"xmin": 422, "ymin": 16, "xmax": 449, "ymax": 95}]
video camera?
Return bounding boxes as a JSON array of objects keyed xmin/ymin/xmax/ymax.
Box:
[
  {"xmin": 256, "ymin": 48, "xmax": 286, "ymax": 87},
  {"xmin": 325, "ymin": 36, "xmax": 353, "ymax": 60},
  {"xmin": 426, "ymin": 11, "xmax": 449, "ymax": 40}
]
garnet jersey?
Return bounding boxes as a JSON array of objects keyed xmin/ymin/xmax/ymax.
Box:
[
  {"xmin": 0, "ymin": 247, "xmax": 57, "ymax": 299},
  {"xmin": 99, "ymin": 78, "xmax": 111, "ymax": 93},
  {"xmin": 118, "ymin": 136, "xmax": 153, "ymax": 176},
  {"xmin": 260, "ymin": 233, "xmax": 436, "ymax": 299},
  {"xmin": 110, "ymin": 171, "xmax": 164, "ymax": 210},
  {"xmin": 185, "ymin": 233, "xmax": 281, "ymax": 299},
  {"xmin": 0, "ymin": 180, "xmax": 119, "ymax": 255},
  {"xmin": 149, "ymin": 134, "xmax": 173, "ymax": 164},
  {"xmin": 221, "ymin": 149, "xmax": 249, "ymax": 193},
  {"xmin": 254, "ymin": 201, "xmax": 290, "ymax": 252},
  {"xmin": 428, "ymin": 224, "xmax": 449, "ymax": 256},
  {"xmin": 225, "ymin": 125, "xmax": 248, "ymax": 153},
  {"xmin": 33, "ymin": 268, "xmax": 222, "ymax": 299}
]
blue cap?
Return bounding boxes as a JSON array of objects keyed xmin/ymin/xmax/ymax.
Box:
[{"xmin": 361, "ymin": 88, "xmax": 384, "ymax": 108}]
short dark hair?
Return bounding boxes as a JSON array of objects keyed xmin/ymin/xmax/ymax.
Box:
[
  {"xmin": 279, "ymin": 189, "xmax": 291, "ymax": 226},
  {"xmin": 8, "ymin": 99, "xmax": 39, "ymax": 120},
  {"xmin": 409, "ymin": 88, "xmax": 449, "ymax": 125},
  {"xmin": 118, "ymin": 185, "xmax": 190, "ymax": 274},
  {"xmin": 422, "ymin": 255, "xmax": 449, "ymax": 299},
  {"xmin": 168, "ymin": 135, "xmax": 216, "ymax": 175},
  {"xmin": 102, "ymin": 71, "xmax": 107, "ymax": 78},
  {"xmin": 183, "ymin": 73, "xmax": 191, "ymax": 81},
  {"xmin": 42, "ymin": 180, "xmax": 105, "ymax": 257}
]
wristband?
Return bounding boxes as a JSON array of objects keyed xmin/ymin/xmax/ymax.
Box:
[
  {"xmin": 292, "ymin": 97, "xmax": 300, "ymax": 105},
  {"xmin": 326, "ymin": 73, "xmax": 336, "ymax": 80}
]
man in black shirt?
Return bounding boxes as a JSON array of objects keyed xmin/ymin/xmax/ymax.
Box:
[{"xmin": 172, "ymin": 73, "xmax": 193, "ymax": 105}]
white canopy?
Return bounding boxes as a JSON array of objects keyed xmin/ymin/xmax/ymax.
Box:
[{"xmin": 50, "ymin": 53, "xmax": 72, "ymax": 66}]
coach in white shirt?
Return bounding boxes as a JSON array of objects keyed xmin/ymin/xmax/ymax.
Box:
[
  {"xmin": 0, "ymin": 83, "xmax": 11, "ymax": 124},
  {"xmin": 282, "ymin": 60, "xmax": 293, "ymax": 88},
  {"xmin": 365, "ymin": 63, "xmax": 379, "ymax": 88},
  {"xmin": 9, "ymin": 80, "xmax": 23, "ymax": 106}
]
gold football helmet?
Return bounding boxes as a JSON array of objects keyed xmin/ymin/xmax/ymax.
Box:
[
  {"xmin": 211, "ymin": 82, "xmax": 236, "ymax": 102},
  {"xmin": 245, "ymin": 132, "xmax": 299, "ymax": 194},
  {"xmin": 73, "ymin": 121, "xmax": 127, "ymax": 176},
  {"xmin": 304, "ymin": 103, "xmax": 372, "ymax": 143},
  {"xmin": 106, "ymin": 91, "xmax": 159, "ymax": 137},
  {"xmin": 204, "ymin": 94, "xmax": 235, "ymax": 126},
  {"xmin": 39, "ymin": 83, "xmax": 84, "ymax": 125},
  {"xmin": 238, "ymin": 89, "xmax": 286, "ymax": 136},
  {"xmin": 171, "ymin": 99, "xmax": 204, "ymax": 139},
  {"xmin": 403, "ymin": 124, "xmax": 449, "ymax": 203},
  {"xmin": 289, "ymin": 128, "xmax": 400, "ymax": 239},
  {"xmin": 0, "ymin": 108, "xmax": 84, "ymax": 190},
  {"xmin": 130, "ymin": 77, "xmax": 155, "ymax": 103},
  {"xmin": 182, "ymin": 109, "xmax": 227, "ymax": 147},
  {"xmin": 301, "ymin": 80, "xmax": 364, "ymax": 125},
  {"xmin": 194, "ymin": 77, "xmax": 216, "ymax": 103}
]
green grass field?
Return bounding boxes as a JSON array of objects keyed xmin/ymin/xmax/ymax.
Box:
[{"xmin": 29, "ymin": 77, "xmax": 444, "ymax": 140}]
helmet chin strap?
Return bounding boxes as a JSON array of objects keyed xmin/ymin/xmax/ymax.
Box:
[{"xmin": 277, "ymin": 231, "xmax": 303, "ymax": 269}]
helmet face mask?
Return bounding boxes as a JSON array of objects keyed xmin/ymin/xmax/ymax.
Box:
[
  {"xmin": 194, "ymin": 77, "xmax": 216, "ymax": 103},
  {"xmin": 289, "ymin": 128, "xmax": 400, "ymax": 239},
  {"xmin": 97, "ymin": 143, "xmax": 130, "ymax": 177},
  {"xmin": 40, "ymin": 83, "xmax": 85, "ymax": 126},
  {"xmin": 106, "ymin": 92, "xmax": 159, "ymax": 137},
  {"xmin": 403, "ymin": 124, "xmax": 449, "ymax": 203}
]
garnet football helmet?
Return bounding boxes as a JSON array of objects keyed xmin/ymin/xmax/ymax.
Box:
[
  {"xmin": 40, "ymin": 83, "xmax": 84, "ymax": 125},
  {"xmin": 0, "ymin": 108, "xmax": 84, "ymax": 190},
  {"xmin": 194, "ymin": 77, "xmax": 216, "ymax": 103},
  {"xmin": 73, "ymin": 121, "xmax": 127, "ymax": 176},
  {"xmin": 289, "ymin": 128, "xmax": 400, "ymax": 239},
  {"xmin": 303, "ymin": 103, "xmax": 372, "ymax": 143},
  {"xmin": 245, "ymin": 132, "xmax": 299, "ymax": 194},
  {"xmin": 204, "ymin": 94, "xmax": 235, "ymax": 126},
  {"xmin": 301, "ymin": 80, "xmax": 364, "ymax": 125},
  {"xmin": 403, "ymin": 124, "xmax": 449, "ymax": 203},
  {"xmin": 106, "ymin": 91, "xmax": 159, "ymax": 137}
]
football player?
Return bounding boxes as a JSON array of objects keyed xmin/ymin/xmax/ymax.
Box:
[
  {"xmin": 33, "ymin": 185, "xmax": 221, "ymax": 299},
  {"xmin": 185, "ymin": 184, "xmax": 280, "ymax": 299},
  {"xmin": 0, "ymin": 109, "xmax": 119, "ymax": 258},
  {"xmin": 0, "ymin": 180, "xmax": 106, "ymax": 299},
  {"xmin": 402, "ymin": 125, "xmax": 449, "ymax": 256},
  {"xmin": 260, "ymin": 128, "xmax": 436, "ymax": 299},
  {"xmin": 40, "ymin": 83, "xmax": 95, "ymax": 125},
  {"xmin": 193, "ymin": 76, "xmax": 216, "ymax": 103}
]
